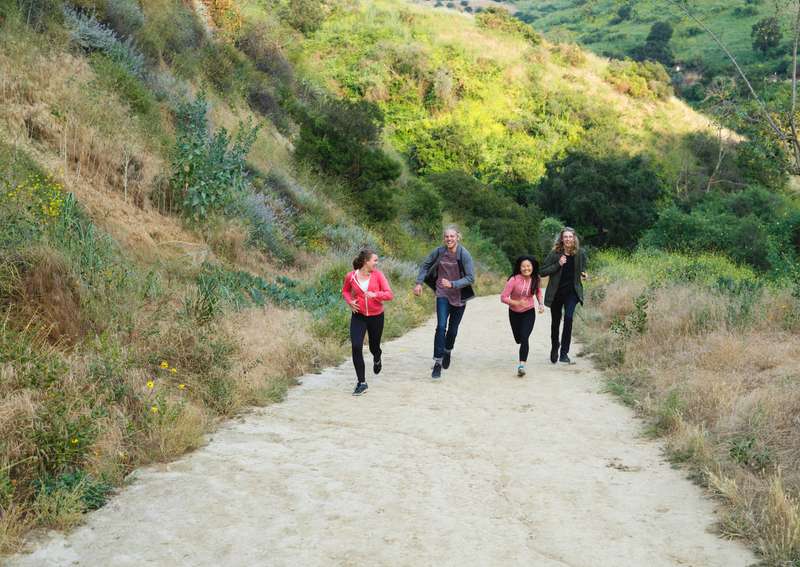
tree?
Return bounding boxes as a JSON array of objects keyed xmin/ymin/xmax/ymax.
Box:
[
  {"xmin": 752, "ymin": 16, "xmax": 783, "ymax": 54},
  {"xmin": 536, "ymin": 152, "xmax": 665, "ymax": 248},
  {"xmin": 632, "ymin": 21, "xmax": 674, "ymax": 65}
]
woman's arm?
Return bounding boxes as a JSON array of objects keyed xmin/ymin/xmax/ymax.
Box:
[
  {"xmin": 539, "ymin": 252, "xmax": 561, "ymax": 276},
  {"xmin": 341, "ymin": 273, "xmax": 354, "ymax": 303},
  {"xmin": 500, "ymin": 278, "xmax": 515, "ymax": 305},
  {"xmin": 375, "ymin": 271, "xmax": 394, "ymax": 301}
]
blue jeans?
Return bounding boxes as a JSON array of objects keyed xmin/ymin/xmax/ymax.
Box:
[
  {"xmin": 550, "ymin": 292, "xmax": 579, "ymax": 356},
  {"xmin": 434, "ymin": 297, "xmax": 466, "ymax": 360}
]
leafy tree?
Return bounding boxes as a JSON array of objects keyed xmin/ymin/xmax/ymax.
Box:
[
  {"xmin": 403, "ymin": 179, "xmax": 444, "ymax": 239},
  {"xmin": 631, "ymin": 21, "xmax": 674, "ymax": 65},
  {"xmin": 536, "ymin": 152, "xmax": 664, "ymax": 248},
  {"xmin": 751, "ymin": 16, "xmax": 783, "ymax": 54},
  {"xmin": 427, "ymin": 171, "xmax": 543, "ymax": 259}
]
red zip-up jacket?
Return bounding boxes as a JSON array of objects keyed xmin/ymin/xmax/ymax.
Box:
[
  {"xmin": 341, "ymin": 269, "xmax": 394, "ymax": 316},
  {"xmin": 500, "ymin": 275, "xmax": 543, "ymax": 313}
]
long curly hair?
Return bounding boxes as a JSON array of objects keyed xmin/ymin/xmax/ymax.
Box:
[
  {"xmin": 509, "ymin": 255, "xmax": 540, "ymax": 293},
  {"xmin": 553, "ymin": 227, "xmax": 580, "ymax": 255}
]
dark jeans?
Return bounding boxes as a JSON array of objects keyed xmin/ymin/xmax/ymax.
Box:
[
  {"xmin": 508, "ymin": 309, "xmax": 536, "ymax": 362},
  {"xmin": 550, "ymin": 291, "xmax": 579, "ymax": 356},
  {"xmin": 350, "ymin": 312, "xmax": 384, "ymax": 383},
  {"xmin": 434, "ymin": 297, "xmax": 466, "ymax": 360}
]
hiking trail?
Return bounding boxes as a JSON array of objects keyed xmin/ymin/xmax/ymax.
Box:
[{"xmin": 8, "ymin": 296, "xmax": 756, "ymax": 566}]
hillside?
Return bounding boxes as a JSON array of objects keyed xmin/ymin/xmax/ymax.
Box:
[
  {"xmin": 1, "ymin": 0, "xmax": 799, "ymax": 558},
  {"xmin": 512, "ymin": 0, "xmax": 790, "ymax": 81}
]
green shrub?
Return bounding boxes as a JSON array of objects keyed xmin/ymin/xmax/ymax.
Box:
[
  {"xmin": 475, "ymin": 8, "xmax": 540, "ymax": 45},
  {"xmin": 605, "ymin": 59, "xmax": 673, "ymax": 100},
  {"xmin": 402, "ymin": 178, "xmax": 443, "ymax": 239},
  {"xmin": 537, "ymin": 152, "xmax": 665, "ymax": 248},
  {"xmin": 170, "ymin": 95, "xmax": 259, "ymax": 220},
  {"xmin": 89, "ymin": 53, "xmax": 157, "ymax": 119}
]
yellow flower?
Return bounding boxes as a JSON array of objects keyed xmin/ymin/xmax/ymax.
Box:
[
  {"xmin": 150, "ymin": 405, "xmax": 159, "ymax": 414},
  {"xmin": 146, "ymin": 380, "xmax": 155, "ymax": 390},
  {"xmin": 71, "ymin": 438, "xmax": 79, "ymax": 445},
  {"xmin": 160, "ymin": 361, "xmax": 169, "ymax": 369},
  {"xmin": 178, "ymin": 383, "xmax": 186, "ymax": 390},
  {"xmin": 170, "ymin": 367, "xmax": 177, "ymax": 374}
]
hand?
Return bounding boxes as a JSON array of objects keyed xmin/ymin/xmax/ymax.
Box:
[
  {"xmin": 538, "ymin": 306, "xmax": 545, "ymax": 314},
  {"xmin": 440, "ymin": 278, "xmax": 453, "ymax": 289},
  {"xmin": 348, "ymin": 299, "xmax": 360, "ymax": 313},
  {"xmin": 413, "ymin": 284, "xmax": 423, "ymax": 297},
  {"xmin": 581, "ymin": 271, "xmax": 588, "ymax": 281},
  {"xmin": 364, "ymin": 291, "xmax": 377, "ymax": 299},
  {"xmin": 559, "ymin": 255, "xmax": 567, "ymax": 266},
  {"xmin": 507, "ymin": 299, "xmax": 520, "ymax": 308}
]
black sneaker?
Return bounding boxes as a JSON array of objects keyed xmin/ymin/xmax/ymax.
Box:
[
  {"xmin": 373, "ymin": 357, "xmax": 382, "ymax": 375},
  {"xmin": 442, "ymin": 351, "xmax": 451, "ymax": 369},
  {"xmin": 550, "ymin": 344, "xmax": 559, "ymax": 364},
  {"xmin": 431, "ymin": 363, "xmax": 442, "ymax": 379},
  {"xmin": 559, "ymin": 354, "xmax": 572, "ymax": 364},
  {"xmin": 352, "ymin": 382, "xmax": 368, "ymax": 396}
]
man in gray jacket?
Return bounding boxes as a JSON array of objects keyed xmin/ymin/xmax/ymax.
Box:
[{"xmin": 414, "ymin": 226, "xmax": 476, "ymax": 379}]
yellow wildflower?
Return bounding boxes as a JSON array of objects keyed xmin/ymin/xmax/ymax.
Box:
[
  {"xmin": 160, "ymin": 361, "xmax": 169, "ymax": 369},
  {"xmin": 146, "ymin": 380, "xmax": 155, "ymax": 390},
  {"xmin": 71, "ymin": 438, "xmax": 79, "ymax": 445},
  {"xmin": 178, "ymin": 383, "xmax": 186, "ymax": 390},
  {"xmin": 150, "ymin": 405, "xmax": 159, "ymax": 414},
  {"xmin": 170, "ymin": 367, "xmax": 177, "ymax": 374}
]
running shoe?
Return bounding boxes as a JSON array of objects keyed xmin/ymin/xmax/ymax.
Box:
[
  {"xmin": 559, "ymin": 354, "xmax": 572, "ymax": 364},
  {"xmin": 442, "ymin": 350, "xmax": 451, "ymax": 369},
  {"xmin": 373, "ymin": 357, "xmax": 382, "ymax": 375},
  {"xmin": 517, "ymin": 364, "xmax": 526, "ymax": 377},
  {"xmin": 352, "ymin": 382, "xmax": 368, "ymax": 396},
  {"xmin": 431, "ymin": 362, "xmax": 442, "ymax": 379}
]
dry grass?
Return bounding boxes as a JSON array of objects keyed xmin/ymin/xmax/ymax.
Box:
[{"xmin": 582, "ymin": 279, "xmax": 800, "ymax": 564}]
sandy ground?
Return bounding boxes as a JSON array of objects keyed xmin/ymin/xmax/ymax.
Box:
[{"xmin": 7, "ymin": 296, "xmax": 756, "ymax": 567}]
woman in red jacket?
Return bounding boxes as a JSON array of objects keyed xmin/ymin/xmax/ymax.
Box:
[
  {"xmin": 341, "ymin": 248, "xmax": 394, "ymax": 396},
  {"xmin": 501, "ymin": 256, "xmax": 544, "ymax": 377}
]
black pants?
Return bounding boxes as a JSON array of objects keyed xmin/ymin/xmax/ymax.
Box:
[
  {"xmin": 550, "ymin": 291, "xmax": 579, "ymax": 356},
  {"xmin": 509, "ymin": 309, "xmax": 536, "ymax": 362},
  {"xmin": 350, "ymin": 312, "xmax": 384, "ymax": 383}
]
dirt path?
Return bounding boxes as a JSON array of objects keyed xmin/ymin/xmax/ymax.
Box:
[{"xmin": 8, "ymin": 297, "xmax": 756, "ymax": 567}]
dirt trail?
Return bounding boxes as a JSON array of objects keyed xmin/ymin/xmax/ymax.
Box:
[{"xmin": 8, "ymin": 297, "xmax": 756, "ymax": 567}]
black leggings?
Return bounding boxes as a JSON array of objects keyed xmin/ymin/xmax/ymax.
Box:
[
  {"xmin": 350, "ymin": 313, "xmax": 384, "ymax": 383},
  {"xmin": 508, "ymin": 309, "xmax": 536, "ymax": 362}
]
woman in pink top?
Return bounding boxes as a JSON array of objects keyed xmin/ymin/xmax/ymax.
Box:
[
  {"xmin": 341, "ymin": 248, "xmax": 394, "ymax": 396},
  {"xmin": 501, "ymin": 255, "xmax": 544, "ymax": 377}
]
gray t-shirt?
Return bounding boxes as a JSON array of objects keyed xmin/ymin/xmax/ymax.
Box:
[{"xmin": 435, "ymin": 249, "xmax": 463, "ymax": 307}]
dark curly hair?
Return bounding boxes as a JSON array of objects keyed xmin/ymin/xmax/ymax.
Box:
[
  {"xmin": 352, "ymin": 248, "xmax": 377, "ymax": 270},
  {"xmin": 509, "ymin": 255, "xmax": 540, "ymax": 293}
]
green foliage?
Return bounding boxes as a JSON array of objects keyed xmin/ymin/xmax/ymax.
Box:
[
  {"xmin": 751, "ymin": 16, "xmax": 782, "ymax": 54},
  {"xmin": 294, "ymin": 96, "xmax": 401, "ymax": 221},
  {"xmin": 537, "ymin": 216, "xmax": 564, "ymax": 256},
  {"xmin": 280, "ymin": 0, "xmax": 325, "ymax": 34},
  {"xmin": 170, "ymin": 95, "xmax": 260, "ymax": 220},
  {"xmin": 402, "ymin": 178, "xmax": 443, "ymax": 239},
  {"xmin": 631, "ymin": 21, "xmax": 674, "ymax": 66},
  {"xmin": 729, "ymin": 435, "xmax": 772, "ymax": 472},
  {"xmin": 137, "ymin": 0, "xmax": 205, "ymax": 64},
  {"xmin": 475, "ymin": 8, "xmax": 541, "ymax": 45},
  {"xmin": 36, "ymin": 470, "xmax": 113, "ymax": 511},
  {"xmin": 88, "ymin": 53, "xmax": 158, "ymax": 121},
  {"xmin": 610, "ymin": 292, "xmax": 649, "ymax": 340},
  {"xmin": 642, "ymin": 185, "xmax": 799, "ymax": 272},
  {"xmin": 427, "ymin": 170, "xmax": 542, "ymax": 260},
  {"xmin": 537, "ymin": 152, "xmax": 665, "ymax": 248},
  {"xmin": 605, "ymin": 59, "xmax": 673, "ymax": 100}
]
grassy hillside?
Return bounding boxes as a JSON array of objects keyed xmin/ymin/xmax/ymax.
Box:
[{"xmin": 513, "ymin": 0, "xmax": 789, "ymax": 80}]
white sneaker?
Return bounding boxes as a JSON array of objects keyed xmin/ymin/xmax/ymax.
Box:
[{"xmin": 517, "ymin": 364, "xmax": 526, "ymax": 377}]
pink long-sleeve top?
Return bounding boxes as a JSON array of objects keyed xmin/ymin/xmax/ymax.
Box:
[
  {"xmin": 341, "ymin": 269, "xmax": 394, "ymax": 317},
  {"xmin": 500, "ymin": 275, "xmax": 543, "ymax": 313}
]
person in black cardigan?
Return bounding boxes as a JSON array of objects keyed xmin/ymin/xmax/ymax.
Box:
[{"xmin": 540, "ymin": 227, "xmax": 588, "ymax": 365}]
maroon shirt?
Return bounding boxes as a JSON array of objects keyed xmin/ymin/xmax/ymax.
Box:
[{"xmin": 435, "ymin": 249, "xmax": 463, "ymax": 307}]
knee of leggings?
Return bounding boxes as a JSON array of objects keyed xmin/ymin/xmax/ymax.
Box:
[{"xmin": 351, "ymin": 343, "xmax": 364, "ymax": 351}]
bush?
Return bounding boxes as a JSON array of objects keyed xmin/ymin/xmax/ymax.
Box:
[
  {"xmin": 89, "ymin": 53, "xmax": 157, "ymax": 119},
  {"xmin": 537, "ymin": 152, "xmax": 665, "ymax": 248},
  {"xmin": 280, "ymin": 0, "xmax": 325, "ymax": 34},
  {"xmin": 476, "ymin": 8, "xmax": 541, "ymax": 45},
  {"xmin": 294, "ymin": 97, "xmax": 401, "ymax": 221},
  {"xmin": 137, "ymin": 0, "xmax": 205, "ymax": 64},
  {"xmin": 427, "ymin": 170, "xmax": 542, "ymax": 260},
  {"xmin": 170, "ymin": 95, "xmax": 260, "ymax": 220},
  {"xmin": 63, "ymin": 6, "xmax": 145, "ymax": 78},
  {"xmin": 402, "ymin": 178, "xmax": 443, "ymax": 239},
  {"xmin": 103, "ymin": 0, "xmax": 144, "ymax": 38},
  {"xmin": 605, "ymin": 59, "xmax": 673, "ymax": 100}
]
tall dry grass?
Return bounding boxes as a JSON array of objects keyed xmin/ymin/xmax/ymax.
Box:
[{"xmin": 582, "ymin": 264, "xmax": 800, "ymax": 565}]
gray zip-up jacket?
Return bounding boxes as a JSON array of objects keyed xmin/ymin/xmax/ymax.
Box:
[{"xmin": 415, "ymin": 245, "xmax": 476, "ymax": 302}]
